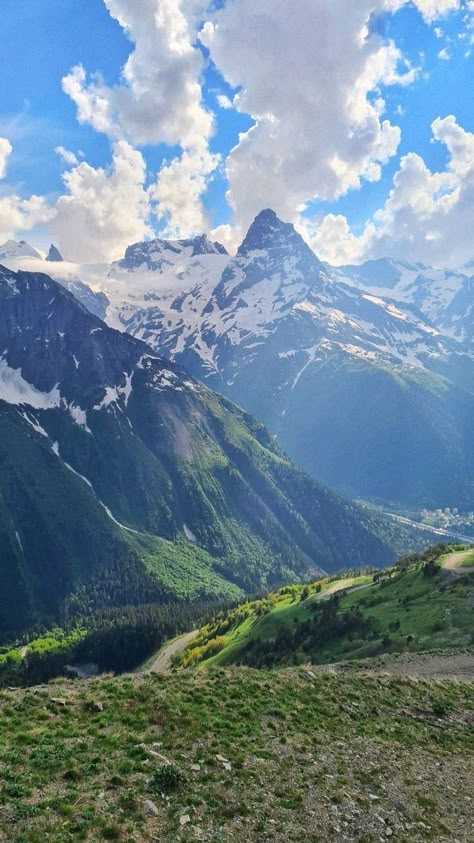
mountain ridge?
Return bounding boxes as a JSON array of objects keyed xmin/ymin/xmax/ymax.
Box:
[
  {"xmin": 0, "ymin": 263, "xmax": 400, "ymax": 637},
  {"xmin": 3, "ymin": 217, "xmax": 474, "ymax": 508}
]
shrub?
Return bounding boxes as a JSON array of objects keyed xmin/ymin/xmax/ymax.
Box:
[{"xmin": 150, "ymin": 763, "xmax": 186, "ymax": 793}]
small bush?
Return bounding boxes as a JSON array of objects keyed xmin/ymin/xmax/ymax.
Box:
[{"xmin": 149, "ymin": 763, "xmax": 186, "ymax": 793}]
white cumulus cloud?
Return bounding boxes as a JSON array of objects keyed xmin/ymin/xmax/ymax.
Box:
[
  {"xmin": 52, "ymin": 140, "xmax": 151, "ymax": 262},
  {"xmin": 300, "ymin": 116, "xmax": 474, "ymax": 268},
  {"xmin": 1, "ymin": 0, "xmax": 467, "ymax": 259},
  {"xmin": 410, "ymin": 0, "xmax": 460, "ymax": 23},
  {"xmin": 0, "ymin": 138, "xmax": 54, "ymax": 243},
  {"xmin": 55, "ymin": 146, "xmax": 80, "ymax": 167},
  {"xmin": 200, "ymin": 0, "xmax": 419, "ymax": 244},
  {"xmin": 149, "ymin": 147, "xmax": 220, "ymax": 237},
  {"xmin": 0, "ymin": 138, "xmax": 13, "ymax": 179},
  {"xmin": 62, "ymin": 0, "xmax": 217, "ymax": 240},
  {"xmin": 0, "ymin": 195, "xmax": 55, "ymax": 244}
]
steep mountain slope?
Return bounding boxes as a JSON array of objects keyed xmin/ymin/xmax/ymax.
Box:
[
  {"xmin": 338, "ymin": 258, "xmax": 474, "ymax": 349},
  {"xmin": 89, "ymin": 212, "xmax": 474, "ymax": 508},
  {"xmin": 0, "ymin": 264, "xmax": 395, "ymax": 637}
]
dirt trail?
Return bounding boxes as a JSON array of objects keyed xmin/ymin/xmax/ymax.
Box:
[
  {"xmin": 312, "ymin": 579, "xmax": 372, "ymax": 603},
  {"xmin": 146, "ymin": 630, "xmax": 197, "ymax": 674},
  {"xmin": 441, "ymin": 548, "xmax": 474, "ymax": 574}
]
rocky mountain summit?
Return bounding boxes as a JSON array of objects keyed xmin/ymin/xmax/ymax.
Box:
[{"xmin": 46, "ymin": 243, "xmax": 64, "ymax": 262}]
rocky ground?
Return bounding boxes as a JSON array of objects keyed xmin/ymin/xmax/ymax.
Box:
[
  {"xmin": 0, "ymin": 666, "xmax": 473, "ymax": 842},
  {"xmin": 314, "ymin": 650, "xmax": 474, "ymax": 682}
]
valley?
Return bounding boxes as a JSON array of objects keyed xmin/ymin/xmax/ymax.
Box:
[
  {"xmin": 372, "ymin": 508, "xmax": 474, "ymax": 544},
  {"xmin": 0, "ymin": 263, "xmax": 403, "ymax": 639}
]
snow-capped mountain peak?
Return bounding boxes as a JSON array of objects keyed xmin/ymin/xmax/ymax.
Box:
[
  {"xmin": 1, "ymin": 211, "xmax": 474, "ymax": 508},
  {"xmin": 0, "ymin": 239, "xmax": 43, "ymax": 261},
  {"xmin": 213, "ymin": 210, "xmax": 329, "ymax": 316},
  {"xmin": 337, "ymin": 257, "xmax": 474, "ymax": 348},
  {"xmin": 237, "ymin": 209, "xmax": 323, "ymax": 264},
  {"xmin": 115, "ymin": 233, "xmax": 227, "ymax": 273}
]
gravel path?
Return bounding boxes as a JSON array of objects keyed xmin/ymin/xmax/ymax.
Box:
[
  {"xmin": 312, "ymin": 578, "xmax": 372, "ymax": 603},
  {"xmin": 441, "ymin": 548, "xmax": 474, "ymax": 574},
  {"xmin": 147, "ymin": 630, "xmax": 197, "ymax": 674},
  {"xmin": 315, "ymin": 650, "xmax": 474, "ymax": 681}
]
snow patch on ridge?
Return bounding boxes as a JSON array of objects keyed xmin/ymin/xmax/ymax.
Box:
[
  {"xmin": 0, "ymin": 359, "xmax": 61, "ymax": 409},
  {"xmin": 94, "ymin": 372, "xmax": 134, "ymax": 410},
  {"xmin": 21, "ymin": 410, "xmax": 49, "ymax": 438},
  {"xmin": 68, "ymin": 404, "xmax": 91, "ymax": 432},
  {"xmin": 0, "ymin": 360, "xmax": 92, "ymax": 431}
]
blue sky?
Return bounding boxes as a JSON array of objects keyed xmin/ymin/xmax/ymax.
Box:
[
  {"xmin": 305, "ymin": 3, "xmax": 474, "ymax": 233},
  {"xmin": 0, "ymin": 0, "xmax": 473, "ymax": 265},
  {"xmin": 0, "ymin": 0, "xmax": 250, "ymax": 213}
]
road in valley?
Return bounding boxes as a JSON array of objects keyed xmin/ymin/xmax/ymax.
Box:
[{"xmin": 380, "ymin": 511, "xmax": 473, "ymax": 544}]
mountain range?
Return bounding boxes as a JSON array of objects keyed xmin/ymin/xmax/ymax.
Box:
[
  {"xmin": 0, "ymin": 262, "xmax": 404, "ymax": 638},
  {"xmin": 4, "ymin": 209, "xmax": 472, "ymax": 509}
]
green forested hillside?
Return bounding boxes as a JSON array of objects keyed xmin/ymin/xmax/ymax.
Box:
[{"xmin": 176, "ymin": 545, "xmax": 474, "ymax": 669}]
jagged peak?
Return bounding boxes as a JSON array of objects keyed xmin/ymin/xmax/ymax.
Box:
[
  {"xmin": 116, "ymin": 233, "xmax": 228, "ymax": 270},
  {"xmin": 184, "ymin": 233, "xmax": 228, "ymax": 257},
  {"xmin": 237, "ymin": 209, "xmax": 321, "ymax": 262},
  {"xmin": 46, "ymin": 244, "xmax": 64, "ymax": 263}
]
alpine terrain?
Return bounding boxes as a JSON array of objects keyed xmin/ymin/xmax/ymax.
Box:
[
  {"xmin": 0, "ymin": 263, "xmax": 399, "ymax": 638},
  {"xmin": 5, "ymin": 210, "xmax": 472, "ymax": 508}
]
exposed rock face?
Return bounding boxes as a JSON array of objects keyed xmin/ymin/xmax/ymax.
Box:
[{"xmin": 46, "ymin": 244, "xmax": 64, "ymax": 263}]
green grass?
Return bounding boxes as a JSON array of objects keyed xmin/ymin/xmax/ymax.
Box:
[
  {"xmin": 177, "ymin": 555, "xmax": 474, "ymax": 669},
  {"xmin": 177, "ymin": 574, "xmax": 374, "ymax": 669},
  {"xmin": 0, "ymin": 668, "xmax": 473, "ymax": 842},
  {"xmin": 460, "ymin": 550, "xmax": 474, "ymax": 568},
  {"xmin": 324, "ymin": 567, "xmax": 473, "ymax": 661}
]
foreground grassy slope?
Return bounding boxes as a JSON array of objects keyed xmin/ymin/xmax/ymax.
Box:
[
  {"xmin": 179, "ymin": 547, "xmax": 474, "ymax": 669},
  {"xmin": 0, "ymin": 668, "xmax": 473, "ymax": 842}
]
